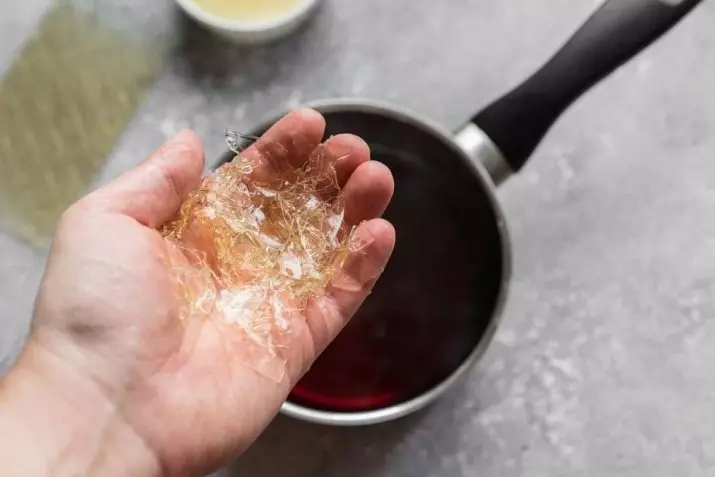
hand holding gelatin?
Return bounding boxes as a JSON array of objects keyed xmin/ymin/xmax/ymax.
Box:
[{"xmin": 0, "ymin": 109, "xmax": 395, "ymax": 477}]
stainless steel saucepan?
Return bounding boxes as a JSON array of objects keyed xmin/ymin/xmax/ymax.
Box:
[{"xmin": 217, "ymin": 0, "xmax": 706, "ymax": 426}]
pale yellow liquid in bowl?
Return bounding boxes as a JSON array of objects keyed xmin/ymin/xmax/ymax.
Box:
[{"xmin": 192, "ymin": 0, "xmax": 303, "ymax": 22}]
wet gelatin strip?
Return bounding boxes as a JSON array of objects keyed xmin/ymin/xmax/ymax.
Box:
[{"xmin": 161, "ymin": 135, "xmax": 355, "ymax": 381}]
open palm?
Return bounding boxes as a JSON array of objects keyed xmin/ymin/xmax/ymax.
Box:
[{"xmin": 26, "ymin": 109, "xmax": 395, "ymax": 476}]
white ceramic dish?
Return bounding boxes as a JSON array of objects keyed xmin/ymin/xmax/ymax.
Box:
[{"xmin": 174, "ymin": 0, "xmax": 320, "ymax": 44}]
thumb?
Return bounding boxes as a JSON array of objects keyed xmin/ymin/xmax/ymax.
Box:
[{"xmin": 83, "ymin": 130, "xmax": 205, "ymax": 228}]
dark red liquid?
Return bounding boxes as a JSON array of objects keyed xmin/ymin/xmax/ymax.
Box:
[
  {"xmin": 218, "ymin": 109, "xmax": 506, "ymax": 413},
  {"xmin": 287, "ymin": 126, "xmax": 504, "ymax": 412}
]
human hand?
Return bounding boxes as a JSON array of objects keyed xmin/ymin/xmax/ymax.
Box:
[{"xmin": 0, "ymin": 109, "xmax": 395, "ymax": 477}]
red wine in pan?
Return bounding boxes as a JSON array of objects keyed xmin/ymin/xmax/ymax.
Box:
[{"xmin": 288, "ymin": 146, "xmax": 503, "ymax": 412}]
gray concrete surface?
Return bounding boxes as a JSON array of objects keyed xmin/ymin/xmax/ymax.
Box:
[{"xmin": 3, "ymin": 0, "xmax": 715, "ymax": 476}]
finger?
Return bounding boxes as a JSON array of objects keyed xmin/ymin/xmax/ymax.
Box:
[
  {"xmin": 240, "ymin": 108, "xmax": 326, "ymax": 182},
  {"xmin": 342, "ymin": 160, "xmax": 394, "ymax": 226},
  {"xmin": 324, "ymin": 134, "xmax": 371, "ymax": 187},
  {"xmin": 302, "ymin": 218, "xmax": 395, "ymax": 356},
  {"xmin": 307, "ymin": 134, "xmax": 371, "ymax": 199},
  {"xmin": 81, "ymin": 130, "xmax": 205, "ymax": 228}
]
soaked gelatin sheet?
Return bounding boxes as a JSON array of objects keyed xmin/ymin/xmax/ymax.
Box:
[{"xmin": 161, "ymin": 132, "xmax": 355, "ymax": 381}]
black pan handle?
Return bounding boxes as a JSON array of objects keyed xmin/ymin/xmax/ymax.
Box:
[{"xmin": 471, "ymin": 0, "xmax": 704, "ymax": 173}]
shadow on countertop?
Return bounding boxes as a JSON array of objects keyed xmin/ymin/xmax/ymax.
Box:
[
  {"xmin": 221, "ymin": 407, "xmax": 427, "ymax": 477},
  {"xmin": 215, "ymin": 369, "xmax": 501, "ymax": 477}
]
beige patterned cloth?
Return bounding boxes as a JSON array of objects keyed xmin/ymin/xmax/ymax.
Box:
[{"xmin": 0, "ymin": 1, "xmax": 164, "ymax": 246}]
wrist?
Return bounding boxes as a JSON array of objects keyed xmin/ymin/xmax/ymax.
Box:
[{"xmin": 0, "ymin": 338, "xmax": 162, "ymax": 477}]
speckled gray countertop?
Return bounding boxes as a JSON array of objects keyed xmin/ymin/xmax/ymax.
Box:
[{"xmin": 3, "ymin": 1, "xmax": 715, "ymax": 476}]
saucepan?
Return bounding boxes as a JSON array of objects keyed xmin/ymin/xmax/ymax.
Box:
[{"xmin": 216, "ymin": 0, "xmax": 705, "ymax": 426}]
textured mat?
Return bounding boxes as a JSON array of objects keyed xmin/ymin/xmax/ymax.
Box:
[{"xmin": 0, "ymin": 1, "xmax": 165, "ymax": 246}]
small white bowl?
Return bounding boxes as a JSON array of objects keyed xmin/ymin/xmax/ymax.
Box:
[{"xmin": 175, "ymin": 0, "xmax": 320, "ymax": 44}]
